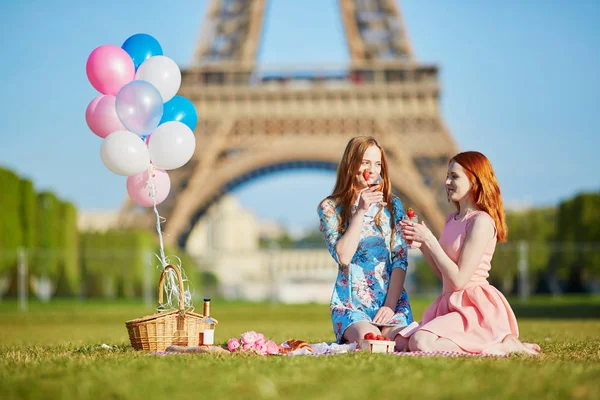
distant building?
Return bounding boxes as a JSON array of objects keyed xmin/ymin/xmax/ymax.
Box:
[
  {"xmin": 258, "ymin": 220, "xmax": 287, "ymax": 241},
  {"xmin": 77, "ymin": 210, "xmax": 120, "ymax": 232},
  {"xmin": 186, "ymin": 195, "xmax": 260, "ymax": 256}
]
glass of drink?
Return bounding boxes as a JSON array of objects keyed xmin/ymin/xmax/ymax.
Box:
[
  {"xmin": 403, "ymin": 208, "xmax": 419, "ymax": 246},
  {"xmin": 368, "ymin": 173, "xmax": 383, "ymax": 205},
  {"xmin": 369, "ymin": 174, "xmax": 382, "ymax": 189}
]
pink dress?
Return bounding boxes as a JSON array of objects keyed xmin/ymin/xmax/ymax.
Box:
[{"xmin": 400, "ymin": 210, "xmax": 519, "ymax": 353}]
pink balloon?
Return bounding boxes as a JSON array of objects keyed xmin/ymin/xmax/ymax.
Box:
[
  {"xmin": 126, "ymin": 168, "xmax": 171, "ymax": 207},
  {"xmin": 85, "ymin": 95, "xmax": 126, "ymax": 138},
  {"xmin": 86, "ymin": 45, "xmax": 135, "ymax": 95}
]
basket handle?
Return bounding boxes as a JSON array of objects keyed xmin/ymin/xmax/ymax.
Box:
[{"xmin": 157, "ymin": 264, "xmax": 185, "ymax": 312}]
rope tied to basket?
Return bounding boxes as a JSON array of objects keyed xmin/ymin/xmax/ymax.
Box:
[{"xmin": 147, "ymin": 165, "xmax": 194, "ymax": 312}]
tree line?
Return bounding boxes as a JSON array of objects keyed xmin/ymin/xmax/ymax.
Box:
[{"xmin": 0, "ymin": 167, "xmax": 200, "ymax": 300}]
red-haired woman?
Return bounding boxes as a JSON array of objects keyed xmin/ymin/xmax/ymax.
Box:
[
  {"xmin": 399, "ymin": 151, "xmax": 540, "ymax": 355},
  {"xmin": 318, "ymin": 136, "xmax": 413, "ymax": 346}
]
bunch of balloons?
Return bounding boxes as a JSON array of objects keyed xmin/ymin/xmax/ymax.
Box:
[{"xmin": 85, "ymin": 33, "xmax": 198, "ymax": 207}]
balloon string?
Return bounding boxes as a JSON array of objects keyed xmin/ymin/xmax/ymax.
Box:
[
  {"xmin": 147, "ymin": 165, "xmax": 194, "ymax": 312},
  {"xmin": 147, "ymin": 165, "xmax": 167, "ymax": 267}
]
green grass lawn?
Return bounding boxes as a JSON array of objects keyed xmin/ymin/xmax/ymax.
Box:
[{"xmin": 1, "ymin": 296, "xmax": 599, "ymax": 399}]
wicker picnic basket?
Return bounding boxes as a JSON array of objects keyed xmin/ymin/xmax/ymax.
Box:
[{"xmin": 125, "ymin": 264, "xmax": 212, "ymax": 351}]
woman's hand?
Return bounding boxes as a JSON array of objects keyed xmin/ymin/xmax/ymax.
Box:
[
  {"xmin": 357, "ymin": 185, "xmax": 385, "ymax": 212},
  {"xmin": 407, "ymin": 240, "xmax": 422, "ymax": 249},
  {"xmin": 373, "ymin": 305, "xmax": 394, "ymax": 324},
  {"xmin": 400, "ymin": 220, "xmax": 436, "ymax": 248}
]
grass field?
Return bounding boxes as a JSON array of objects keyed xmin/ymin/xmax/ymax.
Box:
[{"xmin": 1, "ymin": 296, "xmax": 599, "ymax": 399}]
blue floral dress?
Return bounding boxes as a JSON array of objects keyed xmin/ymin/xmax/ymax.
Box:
[{"xmin": 318, "ymin": 196, "xmax": 414, "ymax": 343}]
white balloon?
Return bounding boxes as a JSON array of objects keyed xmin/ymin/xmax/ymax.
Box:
[
  {"xmin": 148, "ymin": 122, "xmax": 196, "ymax": 170},
  {"xmin": 100, "ymin": 130, "xmax": 150, "ymax": 176},
  {"xmin": 135, "ymin": 56, "xmax": 181, "ymax": 102}
]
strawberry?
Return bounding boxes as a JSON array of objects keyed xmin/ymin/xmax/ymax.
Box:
[
  {"xmin": 364, "ymin": 332, "xmax": 376, "ymax": 340},
  {"xmin": 406, "ymin": 207, "xmax": 415, "ymax": 219},
  {"xmin": 377, "ymin": 335, "xmax": 387, "ymax": 341},
  {"xmin": 362, "ymin": 169, "xmax": 370, "ymax": 182}
]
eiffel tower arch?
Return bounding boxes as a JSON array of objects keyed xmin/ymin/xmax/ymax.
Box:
[{"xmin": 119, "ymin": 0, "xmax": 459, "ymax": 249}]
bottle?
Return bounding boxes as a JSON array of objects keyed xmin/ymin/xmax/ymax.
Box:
[
  {"xmin": 404, "ymin": 207, "xmax": 419, "ymax": 246},
  {"xmin": 199, "ymin": 298, "xmax": 216, "ymax": 346}
]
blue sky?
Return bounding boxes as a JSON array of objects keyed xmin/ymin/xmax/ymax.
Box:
[{"xmin": 0, "ymin": 0, "xmax": 599, "ymax": 233}]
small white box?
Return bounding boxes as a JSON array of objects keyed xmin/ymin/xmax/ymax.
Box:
[{"xmin": 360, "ymin": 339, "xmax": 396, "ymax": 353}]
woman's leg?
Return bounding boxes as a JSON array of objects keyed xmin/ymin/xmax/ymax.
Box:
[
  {"xmin": 409, "ymin": 332, "xmax": 540, "ymax": 355},
  {"xmin": 482, "ymin": 335, "xmax": 540, "ymax": 356},
  {"xmin": 381, "ymin": 326, "xmax": 409, "ymax": 351},
  {"xmin": 408, "ymin": 330, "xmax": 466, "ymax": 353},
  {"xmin": 343, "ymin": 321, "xmax": 381, "ymax": 345}
]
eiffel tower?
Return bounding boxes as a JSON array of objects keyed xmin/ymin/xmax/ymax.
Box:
[{"xmin": 119, "ymin": 0, "xmax": 459, "ymax": 249}]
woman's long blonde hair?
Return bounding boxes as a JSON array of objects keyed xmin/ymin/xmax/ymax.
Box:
[{"xmin": 324, "ymin": 136, "xmax": 396, "ymax": 232}]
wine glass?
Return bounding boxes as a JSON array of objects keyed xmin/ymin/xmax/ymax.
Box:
[
  {"xmin": 402, "ymin": 209, "xmax": 419, "ymax": 246},
  {"xmin": 368, "ymin": 172, "xmax": 383, "ymax": 206},
  {"xmin": 369, "ymin": 174, "xmax": 382, "ymax": 189}
]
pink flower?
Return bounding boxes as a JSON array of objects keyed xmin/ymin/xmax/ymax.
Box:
[
  {"xmin": 242, "ymin": 343, "xmax": 254, "ymax": 352},
  {"xmin": 227, "ymin": 337, "xmax": 241, "ymax": 352},
  {"xmin": 240, "ymin": 330, "xmax": 259, "ymax": 345},
  {"xmin": 266, "ymin": 340, "xmax": 279, "ymax": 355},
  {"xmin": 255, "ymin": 342, "xmax": 267, "ymax": 355},
  {"xmin": 255, "ymin": 333, "xmax": 266, "ymax": 346}
]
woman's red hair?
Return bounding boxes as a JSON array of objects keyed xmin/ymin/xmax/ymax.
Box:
[{"xmin": 450, "ymin": 151, "xmax": 508, "ymax": 242}]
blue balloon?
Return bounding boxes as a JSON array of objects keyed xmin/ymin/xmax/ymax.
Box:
[
  {"xmin": 159, "ymin": 96, "xmax": 198, "ymax": 131},
  {"xmin": 122, "ymin": 33, "xmax": 163, "ymax": 70}
]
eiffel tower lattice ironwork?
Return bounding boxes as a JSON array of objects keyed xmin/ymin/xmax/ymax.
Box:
[{"xmin": 119, "ymin": 0, "xmax": 459, "ymax": 249}]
